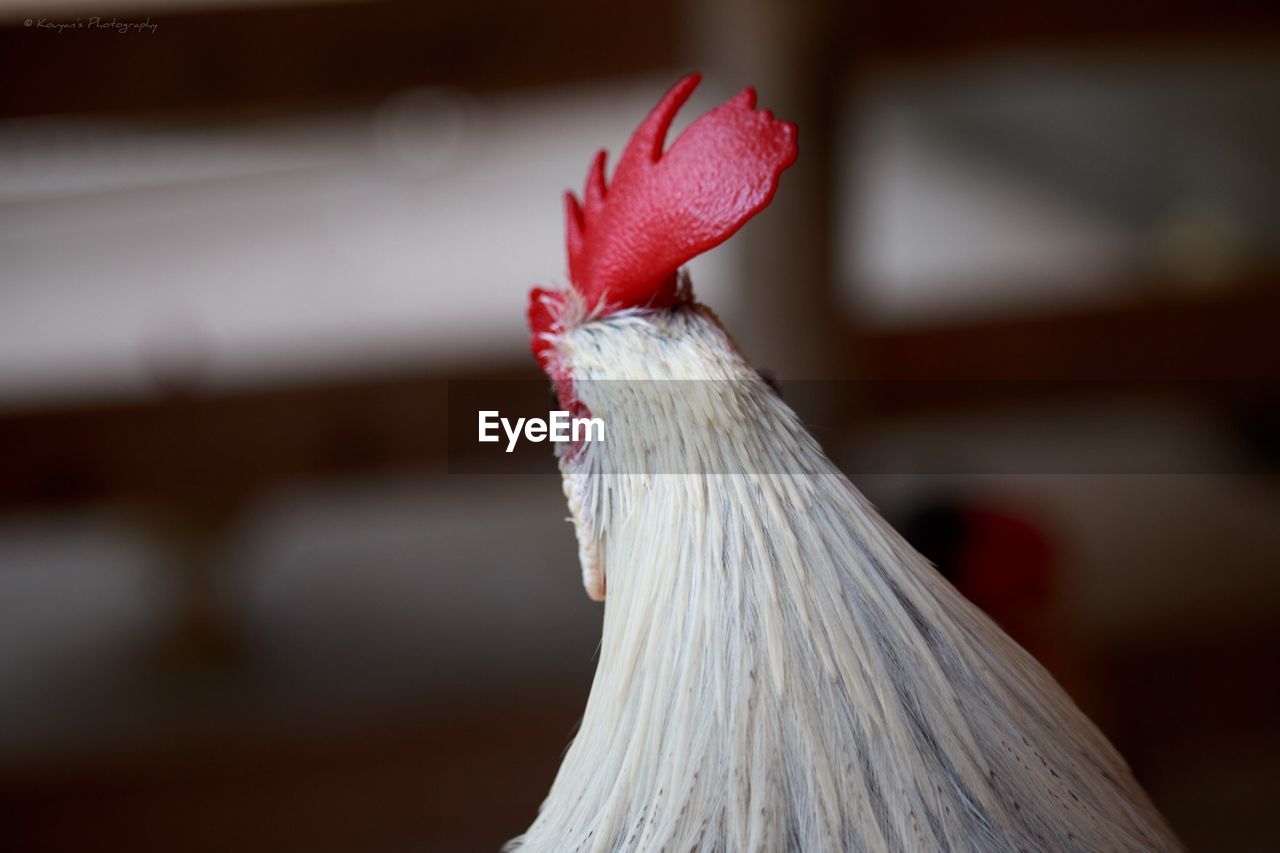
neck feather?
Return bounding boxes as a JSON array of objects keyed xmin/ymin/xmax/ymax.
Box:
[{"xmin": 511, "ymin": 306, "xmax": 1179, "ymax": 853}]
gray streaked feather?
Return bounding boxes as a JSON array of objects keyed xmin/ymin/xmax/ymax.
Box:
[{"xmin": 509, "ymin": 302, "xmax": 1181, "ymax": 853}]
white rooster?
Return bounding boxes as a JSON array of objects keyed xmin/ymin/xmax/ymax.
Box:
[{"xmin": 511, "ymin": 73, "xmax": 1180, "ymax": 853}]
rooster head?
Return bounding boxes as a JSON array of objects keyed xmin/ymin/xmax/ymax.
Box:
[
  {"xmin": 528, "ymin": 73, "xmax": 798, "ymax": 410},
  {"xmin": 526, "ymin": 73, "xmax": 797, "ymax": 601}
]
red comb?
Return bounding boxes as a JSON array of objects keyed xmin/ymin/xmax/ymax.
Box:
[{"xmin": 563, "ymin": 72, "xmax": 798, "ymax": 311}]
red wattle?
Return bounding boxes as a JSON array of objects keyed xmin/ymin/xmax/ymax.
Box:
[
  {"xmin": 527, "ymin": 287, "xmax": 566, "ymax": 369},
  {"xmin": 528, "ymin": 287, "xmax": 589, "ymax": 430}
]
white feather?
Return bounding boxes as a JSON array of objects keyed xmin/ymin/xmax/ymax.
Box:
[{"xmin": 509, "ymin": 300, "xmax": 1181, "ymax": 852}]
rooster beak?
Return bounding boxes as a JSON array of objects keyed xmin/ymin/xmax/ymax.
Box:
[
  {"xmin": 563, "ymin": 473, "xmax": 605, "ymax": 602},
  {"xmin": 584, "ymin": 563, "xmax": 605, "ymax": 602}
]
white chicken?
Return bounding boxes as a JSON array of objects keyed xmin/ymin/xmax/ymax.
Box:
[{"xmin": 510, "ymin": 73, "xmax": 1180, "ymax": 853}]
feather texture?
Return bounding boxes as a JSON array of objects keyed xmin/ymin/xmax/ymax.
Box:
[{"xmin": 510, "ymin": 300, "xmax": 1181, "ymax": 852}]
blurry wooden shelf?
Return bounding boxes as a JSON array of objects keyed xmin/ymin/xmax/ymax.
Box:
[
  {"xmin": 2, "ymin": 0, "xmax": 1276, "ymax": 119},
  {"xmin": 868, "ymin": 279, "xmax": 1279, "ymax": 383},
  {"xmin": 861, "ymin": 279, "xmax": 1280, "ymax": 416},
  {"xmin": 0, "ymin": 689, "xmax": 588, "ymax": 853},
  {"xmin": 0, "ymin": 0, "xmax": 681, "ymax": 119},
  {"xmin": 0, "ymin": 362, "xmax": 546, "ymax": 511},
  {"xmin": 0, "ymin": 281, "xmax": 1276, "ymax": 512}
]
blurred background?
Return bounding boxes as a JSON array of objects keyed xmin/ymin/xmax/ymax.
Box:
[{"xmin": 1, "ymin": 0, "xmax": 1278, "ymax": 850}]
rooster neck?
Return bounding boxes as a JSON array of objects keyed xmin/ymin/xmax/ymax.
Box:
[{"xmin": 512, "ymin": 307, "xmax": 1180, "ymax": 853}]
